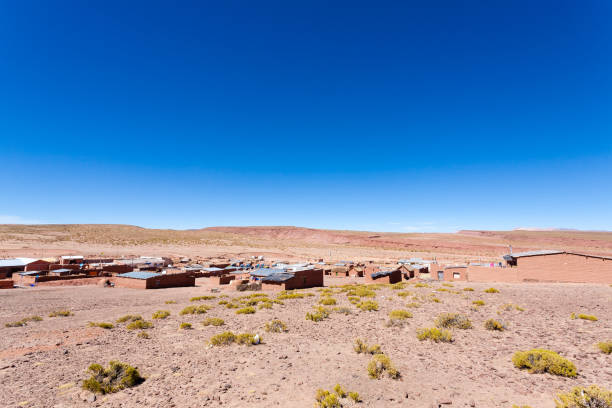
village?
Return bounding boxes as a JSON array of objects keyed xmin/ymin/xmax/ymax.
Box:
[{"xmin": 1, "ymin": 248, "xmax": 611, "ymax": 292}]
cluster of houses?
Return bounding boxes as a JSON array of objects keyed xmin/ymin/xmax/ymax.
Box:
[{"xmin": 0, "ymin": 249, "xmax": 610, "ymax": 291}]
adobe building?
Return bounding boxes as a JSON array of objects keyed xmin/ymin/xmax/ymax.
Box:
[
  {"xmin": 114, "ymin": 271, "xmax": 195, "ymax": 289},
  {"xmin": 0, "ymin": 258, "xmax": 51, "ymax": 278},
  {"xmin": 59, "ymin": 255, "xmax": 84, "ymax": 265},
  {"xmin": 365, "ymin": 268, "xmax": 402, "ymax": 284},
  {"xmin": 255, "ymin": 267, "xmax": 324, "ymax": 290},
  {"xmin": 0, "ymin": 279, "xmax": 14, "ymax": 289}
]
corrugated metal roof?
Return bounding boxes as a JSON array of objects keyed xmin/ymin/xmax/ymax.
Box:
[
  {"xmin": 51, "ymin": 269, "xmax": 73, "ymax": 273},
  {"xmin": 203, "ymin": 267, "xmax": 223, "ymax": 272},
  {"xmin": 60, "ymin": 255, "xmax": 83, "ymax": 259},
  {"xmin": 117, "ymin": 271, "xmax": 161, "ymax": 280},
  {"xmin": 371, "ymin": 269, "xmax": 398, "ymax": 279},
  {"xmin": 251, "ymin": 268, "xmax": 288, "ymax": 277},
  {"xmin": 261, "ymin": 273, "xmax": 294, "ymax": 282},
  {"xmin": 18, "ymin": 270, "xmax": 43, "ymax": 276},
  {"xmin": 506, "ymin": 250, "xmax": 563, "ymax": 258},
  {"xmin": 0, "ymin": 258, "xmax": 39, "ymax": 267}
]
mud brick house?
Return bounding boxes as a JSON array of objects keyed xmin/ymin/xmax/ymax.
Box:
[
  {"xmin": 442, "ymin": 265, "xmax": 468, "ymax": 281},
  {"xmin": 253, "ymin": 267, "xmax": 324, "ymax": 290},
  {"xmin": 365, "ymin": 268, "xmax": 402, "ymax": 284},
  {"xmin": 0, "ymin": 279, "xmax": 14, "ymax": 289},
  {"xmin": 348, "ymin": 265, "xmax": 364, "ymax": 277},
  {"xmin": 59, "ymin": 255, "xmax": 84, "ymax": 265},
  {"xmin": 489, "ymin": 250, "xmax": 612, "ymax": 284},
  {"xmin": 0, "ymin": 258, "xmax": 51, "ymax": 278},
  {"xmin": 114, "ymin": 271, "xmax": 195, "ymax": 289},
  {"xmin": 331, "ymin": 265, "xmax": 350, "ymax": 277}
]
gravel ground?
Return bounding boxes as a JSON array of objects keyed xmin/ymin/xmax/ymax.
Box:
[{"xmin": 0, "ymin": 278, "xmax": 611, "ymax": 408}]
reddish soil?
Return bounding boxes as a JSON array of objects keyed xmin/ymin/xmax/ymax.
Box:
[{"xmin": 1, "ymin": 278, "xmax": 610, "ymax": 407}]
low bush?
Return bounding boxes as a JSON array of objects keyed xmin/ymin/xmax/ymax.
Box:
[
  {"xmin": 442, "ymin": 283, "xmax": 454, "ymax": 287},
  {"xmin": 190, "ymin": 295, "xmax": 216, "ymax": 302},
  {"xmin": 126, "ymin": 320, "xmax": 153, "ymax": 330},
  {"xmin": 357, "ymin": 300, "xmax": 379, "ymax": 311},
  {"xmin": 435, "ymin": 313, "xmax": 472, "ymax": 329},
  {"xmin": 354, "ymin": 339, "xmax": 382, "ymax": 355},
  {"xmin": 315, "ymin": 389, "xmax": 341, "ymax": 408},
  {"xmin": 265, "ymin": 319, "xmax": 288, "ymax": 333},
  {"xmin": 276, "ymin": 291, "xmax": 305, "ymax": 300},
  {"xmin": 49, "ymin": 310, "xmax": 73, "ymax": 317},
  {"xmin": 484, "ymin": 287, "xmax": 499, "ymax": 293},
  {"xmin": 306, "ymin": 306, "xmax": 330, "ymax": 322},
  {"xmin": 396, "ymin": 291, "xmax": 411, "ymax": 297},
  {"xmin": 218, "ymin": 300, "xmax": 228, "ymax": 305},
  {"xmin": 463, "ymin": 287, "xmax": 474, "ymax": 291},
  {"xmin": 165, "ymin": 300, "xmax": 176, "ymax": 304},
  {"xmin": 389, "ymin": 310, "xmax": 413, "ymax": 320},
  {"xmin": 348, "ymin": 391, "xmax": 361, "ymax": 403},
  {"xmin": 116, "ymin": 314, "xmax": 142, "ymax": 323},
  {"xmin": 512, "ymin": 349, "xmax": 577, "ymax": 377},
  {"xmin": 5, "ymin": 316, "xmax": 43, "ymax": 327},
  {"xmin": 152, "ymin": 310, "xmax": 170, "ymax": 319},
  {"xmin": 236, "ymin": 306, "xmax": 256, "ymax": 315},
  {"xmin": 597, "ymin": 341, "xmax": 612, "ymax": 354},
  {"xmin": 484, "ymin": 319, "xmax": 506, "ymax": 331},
  {"xmin": 88, "ymin": 322, "xmax": 114, "ymax": 329},
  {"xmin": 367, "ymin": 354, "xmax": 400, "ymax": 379},
  {"xmin": 390, "ymin": 282, "xmax": 408, "ymax": 290},
  {"xmin": 416, "ymin": 327, "xmax": 453, "ymax": 343},
  {"xmin": 179, "ymin": 305, "xmax": 210, "ymax": 315},
  {"xmin": 258, "ymin": 301, "xmax": 273, "ymax": 309},
  {"xmin": 137, "ymin": 331, "xmax": 149, "ymax": 339},
  {"xmin": 405, "ymin": 302, "xmax": 420, "ymax": 308},
  {"xmin": 555, "ymin": 385, "xmax": 612, "ymax": 408},
  {"xmin": 81, "ymin": 360, "xmax": 144, "ymax": 394},
  {"xmin": 202, "ymin": 317, "xmax": 225, "ymax": 326},
  {"xmin": 333, "ymin": 384, "xmax": 346, "ymax": 398},
  {"xmin": 319, "ymin": 297, "xmax": 337, "ymax": 306},
  {"xmin": 348, "ymin": 296, "xmax": 360, "ymax": 304},
  {"xmin": 179, "ymin": 322, "xmax": 192, "ymax": 330},
  {"xmin": 333, "ymin": 306, "xmax": 352, "ymax": 315},
  {"xmin": 210, "ymin": 331, "xmax": 260, "ymax": 346},
  {"xmin": 429, "ymin": 297, "xmax": 441, "ymax": 303},
  {"xmin": 472, "ymin": 300, "xmax": 485, "ymax": 306},
  {"xmin": 576, "ymin": 313, "xmax": 598, "ymax": 321}
]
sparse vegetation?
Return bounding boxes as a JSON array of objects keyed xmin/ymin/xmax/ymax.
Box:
[
  {"xmin": 333, "ymin": 384, "xmax": 346, "ymax": 398},
  {"xmin": 88, "ymin": 322, "xmax": 114, "ymax": 329},
  {"xmin": 315, "ymin": 385, "xmax": 362, "ymax": 407},
  {"xmin": 165, "ymin": 300, "xmax": 176, "ymax": 304},
  {"xmin": 354, "ymin": 339, "xmax": 382, "ymax": 355},
  {"xmin": 386, "ymin": 309, "xmax": 413, "ymax": 327},
  {"xmin": 306, "ymin": 306, "xmax": 331, "ymax": 322},
  {"xmin": 484, "ymin": 287, "xmax": 499, "ymax": 293},
  {"xmin": 357, "ymin": 300, "xmax": 379, "ymax": 311},
  {"xmin": 137, "ymin": 331, "xmax": 149, "ymax": 339},
  {"xmin": 367, "ymin": 354, "xmax": 400, "ymax": 379},
  {"xmin": 116, "ymin": 314, "xmax": 142, "ymax": 323},
  {"xmin": 512, "ymin": 349, "xmax": 577, "ymax": 377},
  {"xmin": 554, "ymin": 385, "xmax": 612, "ymax": 408},
  {"xmin": 126, "ymin": 320, "xmax": 153, "ymax": 330},
  {"xmin": 179, "ymin": 322, "xmax": 192, "ymax": 329},
  {"xmin": 236, "ymin": 306, "xmax": 256, "ymax": 314},
  {"xmin": 49, "ymin": 310, "xmax": 73, "ymax": 317},
  {"xmin": 348, "ymin": 391, "xmax": 361, "ymax": 403},
  {"xmin": 265, "ymin": 319, "xmax": 288, "ymax": 333},
  {"xmin": 435, "ymin": 313, "xmax": 472, "ymax": 329},
  {"xmin": 416, "ymin": 327, "xmax": 453, "ymax": 343},
  {"xmin": 277, "ymin": 291, "xmax": 305, "ymax": 300},
  {"xmin": 414, "ymin": 283, "xmax": 430, "ymax": 288},
  {"xmin": 333, "ymin": 306, "xmax": 352, "ymax": 315},
  {"xmin": 463, "ymin": 287, "xmax": 474, "ymax": 291},
  {"xmin": 573, "ymin": 313, "xmax": 598, "ymax": 321},
  {"xmin": 472, "ymin": 300, "xmax": 485, "ymax": 306},
  {"xmin": 152, "ymin": 310, "xmax": 170, "ymax": 319},
  {"xmin": 484, "ymin": 319, "xmax": 506, "ymax": 331},
  {"xmin": 190, "ymin": 295, "xmax": 216, "ymax": 302},
  {"xmin": 596, "ymin": 341, "xmax": 612, "ymax": 354},
  {"xmin": 202, "ymin": 317, "xmax": 225, "ymax": 326},
  {"xmin": 5, "ymin": 315, "xmax": 43, "ymax": 327},
  {"xmin": 210, "ymin": 331, "xmax": 260, "ymax": 346},
  {"xmin": 81, "ymin": 361, "xmax": 144, "ymax": 394},
  {"xmin": 405, "ymin": 302, "xmax": 420, "ymax": 308},
  {"xmin": 179, "ymin": 305, "xmax": 210, "ymax": 315},
  {"xmin": 319, "ymin": 297, "xmax": 337, "ymax": 305}
]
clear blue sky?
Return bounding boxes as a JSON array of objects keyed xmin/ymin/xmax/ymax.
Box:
[{"xmin": 1, "ymin": 1, "xmax": 611, "ymax": 232}]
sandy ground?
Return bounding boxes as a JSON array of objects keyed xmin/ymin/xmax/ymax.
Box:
[{"xmin": 0, "ymin": 278, "xmax": 611, "ymax": 408}]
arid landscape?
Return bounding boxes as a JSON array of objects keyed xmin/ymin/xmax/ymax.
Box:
[{"xmin": 0, "ymin": 225, "xmax": 611, "ymax": 407}]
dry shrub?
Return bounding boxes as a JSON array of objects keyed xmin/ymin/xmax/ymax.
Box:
[
  {"xmin": 463, "ymin": 287, "xmax": 474, "ymax": 291},
  {"xmin": 512, "ymin": 349, "xmax": 577, "ymax": 377},
  {"xmin": 306, "ymin": 306, "xmax": 330, "ymax": 322},
  {"xmin": 88, "ymin": 322, "xmax": 114, "ymax": 329},
  {"xmin": 190, "ymin": 295, "xmax": 216, "ymax": 302},
  {"xmin": 265, "ymin": 319, "xmax": 288, "ymax": 333},
  {"xmin": 210, "ymin": 331, "xmax": 236, "ymax": 346},
  {"xmin": 597, "ymin": 341, "xmax": 612, "ymax": 354},
  {"xmin": 319, "ymin": 297, "xmax": 337, "ymax": 305},
  {"xmin": 165, "ymin": 300, "xmax": 176, "ymax": 304},
  {"xmin": 354, "ymin": 339, "xmax": 382, "ymax": 355},
  {"xmin": 414, "ymin": 283, "xmax": 429, "ymax": 288},
  {"xmin": 348, "ymin": 391, "xmax": 361, "ymax": 402},
  {"xmin": 484, "ymin": 287, "xmax": 499, "ymax": 293},
  {"xmin": 179, "ymin": 322, "xmax": 192, "ymax": 330},
  {"xmin": 555, "ymin": 385, "xmax": 612, "ymax": 408},
  {"xmin": 5, "ymin": 316, "xmax": 43, "ymax": 327},
  {"xmin": 82, "ymin": 361, "xmax": 144, "ymax": 394},
  {"xmin": 357, "ymin": 300, "xmax": 378, "ymax": 311},
  {"xmin": 333, "ymin": 306, "xmax": 352, "ymax": 315},
  {"xmin": 472, "ymin": 300, "xmax": 485, "ymax": 306},
  {"xmin": 116, "ymin": 314, "xmax": 142, "ymax": 323},
  {"xmin": 396, "ymin": 291, "xmax": 411, "ymax": 297},
  {"xmin": 126, "ymin": 320, "xmax": 153, "ymax": 330},
  {"xmin": 416, "ymin": 327, "xmax": 453, "ymax": 343},
  {"xmin": 315, "ymin": 389, "xmax": 341, "ymax": 408},
  {"xmin": 367, "ymin": 354, "xmax": 400, "ymax": 379},
  {"xmin": 435, "ymin": 313, "xmax": 472, "ymax": 329},
  {"xmin": 49, "ymin": 310, "xmax": 73, "ymax": 317},
  {"xmin": 389, "ymin": 310, "xmax": 413, "ymax": 320},
  {"xmin": 236, "ymin": 306, "xmax": 256, "ymax": 314},
  {"xmin": 202, "ymin": 317, "xmax": 224, "ymax": 326},
  {"xmin": 333, "ymin": 384, "xmax": 346, "ymax": 398},
  {"xmin": 484, "ymin": 319, "xmax": 506, "ymax": 331},
  {"xmin": 137, "ymin": 331, "xmax": 149, "ymax": 339},
  {"xmin": 277, "ymin": 291, "xmax": 305, "ymax": 300},
  {"xmin": 152, "ymin": 310, "xmax": 170, "ymax": 319},
  {"xmin": 180, "ymin": 305, "xmax": 210, "ymax": 315},
  {"xmin": 577, "ymin": 314, "xmax": 598, "ymax": 321},
  {"xmin": 406, "ymin": 302, "xmax": 420, "ymax": 308}
]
